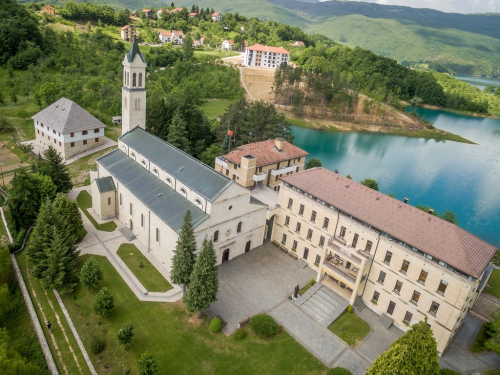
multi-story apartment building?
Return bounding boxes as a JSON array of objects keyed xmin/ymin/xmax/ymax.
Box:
[
  {"xmin": 158, "ymin": 30, "xmax": 185, "ymax": 44},
  {"xmin": 244, "ymin": 44, "xmax": 290, "ymax": 68},
  {"xmin": 214, "ymin": 138, "xmax": 309, "ymax": 191},
  {"xmin": 273, "ymin": 167, "xmax": 497, "ymax": 354},
  {"xmin": 120, "ymin": 25, "xmax": 136, "ymax": 42}
]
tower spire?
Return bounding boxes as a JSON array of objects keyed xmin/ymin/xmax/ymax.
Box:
[{"xmin": 126, "ymin": 37, "xmax": 145, "ymax": 63}]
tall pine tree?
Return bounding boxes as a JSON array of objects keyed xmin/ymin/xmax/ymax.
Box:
[
  {"xmin": 167, "ymin": 110, "xmax": 191, "ymax": 154},
  {"xmin": 366, "ymin": 319, "xmax": 439, "ymax": 375},
  {"xmin": 221, "ymin": 133, "xmax": 231, "ymax": 155},
  {"xmin": 184, "ymin": 238, "xmax": 218, "ymax": 318},
  {"xmin": 37, "ymin": 145, "xmax": 73, "ymax": 193},
  {"xmin": 170, "ymin": 210, "xmax": 197, "ymax": 293},
  {"xmin": 54, "ymin": 194, "xmax": 84, "ymax": 240}
]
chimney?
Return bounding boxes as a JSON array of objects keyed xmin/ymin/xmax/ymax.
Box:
[
  {"xmin": 404, "ymin": 198, "xmax": 409, "ymax": 204},
  {"xmin": 275, "ymin": 138, "xmax": 284, "ymax": 151},
  {"xmin": 334, "ymin": 170, "xmax": 339, "ymax": 174},
  {"xmin": 428, "ymin": 209, "xmax": 434, "ymax": 215}
]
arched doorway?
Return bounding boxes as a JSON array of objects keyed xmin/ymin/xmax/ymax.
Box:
[
  {"xmin": 129, "ymin": 219, "xmax": 133, "ymax": 230},
  {"xmin": 245, "ymin": 241, "xmax": 251, "ymax": 253},
  {"xmin": 222, "ymin": 249, "xmax": 230, "ymax": 263}
]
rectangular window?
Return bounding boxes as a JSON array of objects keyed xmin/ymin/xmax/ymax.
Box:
[
  {"xmin": 284, "ymin": 216, "xmax": 290, "ymax": 227},
  {"xmin": 70, "ymin": 132, "xmax": 74, "ymax": 137},
  {"xmin": 288, "ymin": 198, "xmax": 293, "ymax": 209},
  {"xmin": 282, "ymin": 233, "xmax": 287, "ymax": 244},
  {"xmin": 70, "ymin": 142, "xmax": 75, "ymax": 147},
  {"xmin": 299, "ymin": 204, "xmax": 304, "ymax": 215},
  {"xmin": 107, "ymin": 197, "xmax": 111, "ymax": 206},
  {"xmin": 83, "ymin": 140, "xmax": 87, "ymax": 145},
  {"xmin": 54, "ymin": 139, "xmax": 56, "ymax": 144},
  {"xmin": 410, "ymin": 291, "xmax": 421, "ymax": 305},
  {"xmin": 418, "ymin": 270, "xmax": 428, "ymax": 285},
  {"xmin": 437, "ymin": 280, "xmax": 448, "ymax": 295},
  {"xmin": 323, "ymin": 217, "xmax": 329, "ymax": 229},
  {"xmin": 129, "ymin": 202, "xmax": 132, "ymax": 215},
  {"xmin": 401, "ymin": 260, "xmax": 410, "ymax": 274},
  {"xmin": 95, "ymin": 138, "xmax": 99, "ymax": 142},
  {"xmin": 384, "ymin": 251, "xmax": 393, "ymax": 265},
  {"xmin": 303, "ymin": 247, "xmax": 309, "ymax": 260},
  {"xmin": 48, "ymin": 136, "xmax": 50, "ymax": 140},
  {"xmin": 141, "ymin": 214, "xmax": 144, "ymax": 227},
  {"xmin": 156, "ymin": 228, "xmax": 159, "ymax": 242},
  {"xmin": 94, "ymin": 128, "xmax": 99, "ymax": 133},
  {"xmin": 82, "ymin": 130, "xmax": 88, "ymax": 135},
  {"xmin": 315, "ymin": 255, "xmax": 321, "ymax": 264},
  {"xmin": 403, "ymin": 311, "xmax": 413, "ymax": 324},
  {"xmin": 307, "ymin": 229, "xmax": 313, "ymax": 240},
  {"xmin": 339, "ymin": 226, "xmax": 346, "ymax": 238},
  {"xmin": 310, "ymin": 211, "xmax": 316, "ymax": 222},
  {"xmin": 319, "ymin": 236, "xmax": 325, "ymax": 247},
  {"xmin": 365, "ymin": 241, "xmax": 373, "ymax": 253},
  {"xmin": 372, "ymin": 291, "xmax": 380, "ymax": 302},
  {"xmin": 292, "ymin": 240, "xmax": 298, "ymax": 250},
  {"xmin": 394, "ymin": 281, "xmax": 403, "ymax": 294},
  {"xmin": 378, "ymin": 271, "xmax": 386, "ymax": 284},
  {"xmin": 53, "ymin": 129, "xmax": 56, "ymax": 134},
  {"xmin": 387, "ymin": 301, "xmax": 396, "ymax": 315},
  {"xmin": 59, "ymin": 141, "xmax": 61, "ymax": 146},
  {"xmin": 295, "ymin": 222, "xmax": 301, "ymax": 233},
  {"xmin": 37, "ymin": 129, "xmax": 39, "ymax": 134},
  {"xmin": 429, "ymin": 301, "xmax": 440, "ymax": 316}
]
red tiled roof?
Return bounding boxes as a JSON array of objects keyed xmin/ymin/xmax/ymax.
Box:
[
  {"xmin": 222, "ymin": 139, "xmax": 309, "ymax": 168},
  {"xmin": 142, "ymin": 9, "xmax": 151, "ymax": 12},
  {"xmin": 296, "ymin": 41, "xmax": 305, "ymax": 46},
  {"xmin": 225, "ymin": 39, "xmax": 234, "ymax": 44},
  {"xmin": 189, "ymin": 12, "xmax": 198, "ymax": 16},
  {"xmin": 246, "ymin": 44, "xmax": 290, "ymax": 55},
  {"xmin": 159, "ymin": 30, "xmax": 172, "ymax": 37},
  {"xmin": 121, "ymin": 25, "xmax": 131, "ymax": 30},
  {"xmin": 281, "ymin": 168, "xmax": 497, "ymax": 278},
  {"xmin": 172, "ymin": 30, "xmax": 184, "ymax": 36},
  {"xmin": 212, "ymin": 12, "xmax": 220, "ymax": 16}
]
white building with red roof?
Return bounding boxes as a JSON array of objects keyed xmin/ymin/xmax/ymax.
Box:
[
  {"xmin": 212, "ymin": 12, "xmax": 222, "ymax": 21},
  {"xmin": 290, "ymin": 41, "xmax": 305, "ymax": 47},
  {"xmin": 158, "ymin": 30, "xmax": 185, "ymax": 44},
  {"xmin": 221, "ymin": 39, "xmax": 234, "ymax": 50},
  {"xmin": 120, "ymin": 25, "xmax": 136, "ymax": 42},
  {"xmin": 244, "ymin": 44, "xmax": 290, "ymax": 68}
]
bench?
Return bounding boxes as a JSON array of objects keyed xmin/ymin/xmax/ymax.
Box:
[
  {"xmin": 288, "ymin": 251, "xmax": 298, "ymax": 259},
  {"xmin": 238, "ymin": 317, "xmax": 251, "ymax": 328},
  {"xmin": 216, "ymin": 315, "xmax": 227, "ymax": 327},
  {"xmin": 279, "ymin": 245, "xmax": 288, "ymax": 254},
  {"xmin": 272, "ymin": 240, "xmax": 281, "ymax": 248}
]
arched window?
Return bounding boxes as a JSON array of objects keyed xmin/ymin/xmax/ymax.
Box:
[
  {"xmin": 135, "ymin": 98, "xmax": 140, "ymax": 110},
  {"xmin": 141, "ymin": 159, "xmax": 147, "ymax": 167},
  {"xmin": 214, "ymin": 230, "xmax": 219, "ymax": 242},
  {"xmin": 237, "ymin": 222, "xmax": 242, "ymax": 233},
  {"xmin": 129, "ymin": 202, "xmax": 132, "ymax": 215},
  {"xmin": 132, "ymin": 73, "xmax": 136, "ymax": 87},
  {"xmin": 153, "ymin": 168, "xmax": 158, "ymax": 175},
  {"xmin": 131, "ymin": 152, "xmax": 135, "ymax": 159},
  {"xmin": 166, "ymin": 177, "xmax": 172, "ymax": 185},
  {"xmin": 180, "ymin": 188, "xmax": 187, "ymax": 196},
  {"xmin": 124, "ymin": 74, "xmax": 126, "ymax": 85},
  {"xmin": 124, "ymin": 97, "xmax": 127, "ymax": 108},
  {"xmin": 127, "ymin": 72, "xmax": 130, "ymax": 86},
  {"xmin": 195, "ymin": 198, "xmax": 202, "ymax": 206},
  {"xmin": 139, "ymin": 73, "xmax": 143, "ymax": 87}
]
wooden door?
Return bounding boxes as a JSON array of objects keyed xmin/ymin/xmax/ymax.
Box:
[
  {"xmin": 245, "ymin": 241, "xmax": 251, "ymax": 253},
  {"xmin": 222, "ymin": 249, "xmax": 230, "ymax": 263}
]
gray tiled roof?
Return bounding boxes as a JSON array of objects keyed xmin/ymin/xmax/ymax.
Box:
[
  {"xmin": 97, "ymin": 149, "xmax": 209, "ymax": 232},
  {"xmin": 126, "ymin": 37, "xmax": 145, "ymax": 63},
  {"xmin": 120, "ymin": 127, "xmax": 233, "ymax": 202},
  {"xmin": 32, "ymin": 97, "xmax": 106, "ymax": 134},
  {"xmin": 95, "ymin": 176, "xmax": 116, "ymax": 193}
]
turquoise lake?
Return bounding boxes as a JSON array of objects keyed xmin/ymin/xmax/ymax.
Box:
[{"xmin": 291, "ymin": 108, "xmax": 500, "ymax": 248}]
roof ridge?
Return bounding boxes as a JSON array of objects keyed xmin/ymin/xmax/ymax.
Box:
[{"xmin": 453, "ymin": 224, "xmax": 476, "ymax": 274}]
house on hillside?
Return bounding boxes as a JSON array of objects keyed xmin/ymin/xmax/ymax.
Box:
[
  {"xmin": 32, "ymin": 97, "xmax": 106, "ymax": 160},
  {"xmin": 212, "ymin": 12, "xmax": 222, "ymax": 21},
  {"xmin": 42, "ymin": 5, "xmax": 56, "ymax": 15},
  {"xmin": 157, "ymin": 9, "xmax": 169, "ymax": 18},
  {"xmin": 221, "ymin": 40, "xmax": 234, "ymax": 50},
  {"xmin": 120, "ymin": 25, "xmax": 136, "ymax": 42},
  {"xmin": 158, "ymin": 30, "xmax": 185, "ymax": 44},
  {"xmin": 192, "ymin": 37, "xmax": 205, "ymax": 47},
  {"xmin": 290, "ymin": 41, "xmax": 305, "ymax": 47},
  {"xmin": 142, "ymin": 9, "xmax": 152, "ymax": 18},
  {"xmin": 131, "ymin": 10, "xmax": 139, "ymax": 17},
  {"xmin": 244, "ymin": 44, "xmax": 290, "ymax": 68},
  {"xmin": 188, "ymin": 12, "xmax": 199, "ymax": 18},
  {"xmin": 171, "ymin": 7, "xmax": 184, "ymax": 13}
]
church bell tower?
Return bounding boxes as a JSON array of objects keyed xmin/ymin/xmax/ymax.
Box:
[{"xmin": 122, "ymin": 38, "xmax": 147, "ymax": 134}]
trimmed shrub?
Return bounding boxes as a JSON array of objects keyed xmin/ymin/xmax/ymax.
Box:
[
  {"xmin": 347, "ymin": 305, "xmax": 353, "ymax": 313},
  {"xmin": 90, "ymin": 337, "xmax": 105, "ymax": 354},
  {"xmin": 310, "ymin": 278, "xmax": 316, "ymax": 286},
  {"xmin": 234, "ymin": 328, "xmax": 247, "ymax": 339},
  {"xmin": 209, "ymin": 317, "xmax": 222, "ymax": 333},
  {"xmin": 250, "ymin": 314, "xmax": 279, "ymax": 338},
  {"xmin": 327, "ymin": 367, "xmax": 353, "ymax": 375},
  {"xmin": 439, "ymin": 369, "xmax": 461, "ymax": 375}
]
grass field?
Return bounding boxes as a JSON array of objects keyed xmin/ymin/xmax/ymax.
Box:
[
  {"xmin": 194, "ymin": 50, "xmax": 240, "ymax": 59},
  {"xmin": 116, "ymin": 243, "xmax": 173, "ymax": 292},
  {"xmin": 199, "ymin": 99, "xmax": 237, "ymax": 117},
  {"xmin": 76, "ymin": 190, "xmax": 117, "ymax": 232},
  {"xmin": 56, "ymin": 254, "xmax": 326, "ymax": 375},
  {"xmin": 485, "ymin": 269, "xmax": 500, "ymax": 299},
  {"xmin": 328, "ymin": 311, "xmax": 371, "ymax": 347}
]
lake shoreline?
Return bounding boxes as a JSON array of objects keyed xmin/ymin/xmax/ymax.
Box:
[{"xmin": 416, "ymin": 104, "xmax": 497, "ymax": 119}]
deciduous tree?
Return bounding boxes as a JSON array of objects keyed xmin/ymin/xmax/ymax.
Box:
[
  {"xmin": 138, "ymin": 351, "xmax": 157, "ymax": 375},
  {"xmin": 360, "ymin": 178, "xmax": 379, "ymax": 191},
  {"xmin": 117, "ymin": 324, "xmax": 134, "ymax": 348},
  {"xmin": 80, "ymin": 257, "xmax": 103, "ymax": 291},
  {"xmin": 93, "ymin": 287, "xmax": 114, "ymax": 318},
  {"xmin": 305, "ymin": 158, "xmax": 322, "ymax": 169},
  {"xmin": 171, "ymin": 211, "xmax": 197, "ymax": 293}
]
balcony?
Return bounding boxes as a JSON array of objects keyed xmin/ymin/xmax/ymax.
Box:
[
  {"xmin": 253, "ymin": 173, "xmax": 267, "ymax": 182},
  {"xmin": 215, "ymin": 156, "xmax": 227, "ymax": 169},
  {"xmin": 270, "ymin": 164, "xmax": 298, "ymax": 176},
  {"xmin": 327, "ymin": 238, "xmax": 367, "ymax": 265},
  {"xmin": 323, "ymin": 257, "xmax": 357, "ymax": 286}
]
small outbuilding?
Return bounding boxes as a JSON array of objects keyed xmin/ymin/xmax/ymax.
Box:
[{"xmin": 91, "ymin": 176, "xmax": 116, "ymax": 220}]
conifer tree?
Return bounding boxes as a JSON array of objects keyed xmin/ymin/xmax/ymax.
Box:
[
  {"xmin": 167, "ymin": 110, "xmax": 191, "ymax": 153},
  {"xmin": 171, "ymin": 210, "xmax": 197, "ymax": 293},
  {"xmin": 37, "ymin": 145, "xmax": 73, "ymax": 193},
  {"xmin": 365, "ymin": 319, "xmax": 439, "ymax": 375},
  {"xmin": 184, "ymin": 238, "xmax": 218, "ymax": 318},
  {"xmin": 54, "ymin": 194, "xmax": 84, "ymax": 239},
  {"xmin": 7, "ymin": 168, "xmax": 42, "ymax": 232},
  {"xmin": 221, "ymin": 133, "xmax": 231, "ymax": 155},
  {"xmin": 183, "ymin": 34, "xmax": 194, "ymax": 60}
]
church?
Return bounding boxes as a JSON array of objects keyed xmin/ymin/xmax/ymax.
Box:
[{"xmin": 90, "ymin": 39, "xmax": 268, "ymax": 268}]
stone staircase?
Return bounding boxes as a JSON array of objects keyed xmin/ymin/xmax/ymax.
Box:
[
  {"xmin": 299, "ymin": 285, "xmax": 349, "ymax": 326},
  {"xmin": 119, "ymin": 227, "xmax": 136, "ymax": 241},
  {"xmin": 377, "ymin": 313, "xmax": 394, "ymax": 330},
  {"xmin": 353, "ymin": 296, "xmax": 366, "ymax": 313}
]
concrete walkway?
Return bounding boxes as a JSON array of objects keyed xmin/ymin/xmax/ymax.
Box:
[{"xmin": 68, "ymin": 186, "xmax": 183, "ymax": 303}]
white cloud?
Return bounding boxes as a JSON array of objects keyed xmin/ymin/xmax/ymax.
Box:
[{"xmin": 319, "ymin": 0, "xmax": 499, "ymax": 14}]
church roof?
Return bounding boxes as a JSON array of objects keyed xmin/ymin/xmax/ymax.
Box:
[
  {"xmin": 126, "ymin": 37, "xmax": 145, "ymax": 63},
  {"xmin": 119, "ymin": 127, "xmax": 233, "ymax": 202},
  {"xmin": 97, "ymin": 149, "xmax": 210, "ymax": 232},
  {"xmin": 32, "ymin": 97, "xmax": 105, "ymax": 134},
  {"xmin": 94, "ymin": 176, "xmax": 116, "ymax": 193}
]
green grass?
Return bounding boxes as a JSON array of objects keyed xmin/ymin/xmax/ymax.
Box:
[
  {"xmin": 485, "ymin": 269, "xmax": 500, "ymax": 299},
  {"xmin": 15, "ymin": 251, "xmax": 92, "ymax": 375},
  {"xmin": 484, "ymin": 370, "xmax": 500, "ymax": 375},
  {"xmin": 470, "ymin": 324, "xmax": 489, "ymax": 353},
  {"xmin": 298, "ymin": 281, "xmax": 314, "ymax": 296},
  {"xmin": 194, "ymin": 50, "xmax": 240, "ymax": 59},
  {"xmin": 328, "ymin": 311, "xmax": 371, "ymax": 347},
  {"xmin": 57, "ymin": 254, "xmax": 326, "ymax": 374},
  {"xmin": 76, "ymin": 190, "xmax": 117, "ymax": 232},
  {"xmin": 116, "ymin": 243, "xmax": 173, "ymax": 292},
  {"xmin": 199, "ymin": 99, "xmax": 237, "ymax": 117}
]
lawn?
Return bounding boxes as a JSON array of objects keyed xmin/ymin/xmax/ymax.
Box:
[
  {"xmin": 485, "ymin": 269, "xmax": 500, "ymax": 299},
  {"xmin": 328, "ymin": 311, "xmax": 371, "ymax": 347},
  {"xmin": 298, "ymin": 280, "xmax": 315, "ymax": 297},
  {"xmin": 194, "ymin": 50, "xmax": 240, "ymax": 59},
  {"xmin": 58, "ymin": 254, "xmax": 326, "ymax": 375},
  {"xmin": 470, "ymin": 324, "xmax": 489, "ymax": 353},
  {"xmin": 67, "ymin": 146, "xmax": 116, "ymax": 188},
  {"xmin": 76, "ymin": 190, "xmax": 117, "ymax": 232},
  {"xmin": 199, "ymin": 99, "xmax": 237, "ymax": 117},
  {"xmin": 485, "ymin": 370, "xmax": 500, "ymax": 375},
  {"xmin": 116, "ymin": 243, "xmax": 173, "ymax": 292}
]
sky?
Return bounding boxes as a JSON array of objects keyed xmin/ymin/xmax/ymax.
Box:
[{"xmin": 318, "ymin": 0, "xmax": 500, "ymax": 14}]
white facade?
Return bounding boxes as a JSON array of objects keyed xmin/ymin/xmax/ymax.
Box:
[
  {"xmin": 122, "ymin": 43, "xmax": 147, "ymax": 134},
  {"xmin": 244, "ymin": 46, "xmax": 290, "ymax": 68},
  {"xmin": 212, "ymin": 12, "xmax": 222, "ymax": 21},
  {"xmin": 221, "ymin": 40, "xmax": 234, "ymax": 50},
  {"xmin": 158, "ymin": 31, "xmax": 184, "ymax": 44}
]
